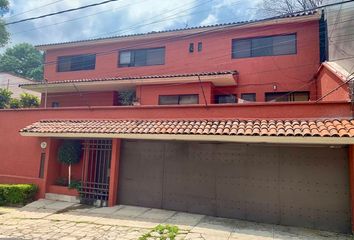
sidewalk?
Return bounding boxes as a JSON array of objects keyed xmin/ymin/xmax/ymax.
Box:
[{"xmin": 0, "ymin": 199, "xmax": 352, "ymax": 240}]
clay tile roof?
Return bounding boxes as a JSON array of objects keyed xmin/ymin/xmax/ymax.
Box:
[{"xmin": 19, "ymin": 118, "xmax": 354, "ymax": 140}]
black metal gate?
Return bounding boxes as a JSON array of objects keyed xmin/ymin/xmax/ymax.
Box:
[{"xmin": 80, "ymin": 139, "xmax": 112, "ymax": 206}]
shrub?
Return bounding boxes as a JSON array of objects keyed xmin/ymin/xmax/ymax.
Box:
[
  {"xmin": 9, "ymin": 98, "xmax": 20, "ymax": 109},
  {"xmin": 139, "ymin": 224, "xmax": 179, "ymax": 240},
  {"xmin": 0, "ymin": 88, "xmax": 12, "ymax": 109},
  {"xmin": 0, "ymin": 184, "xmax": 38, "ymax": 206},
  {"xmin": 58, "ymin": 140, "xmax": 82, "ymax": 185},
  {"xmin": 19, "ymin": 92, "xmax": 40, "ymax": 108},
  {"xmin": 118, "ymin": 90, "xmax": 136, "ymax": 106}
]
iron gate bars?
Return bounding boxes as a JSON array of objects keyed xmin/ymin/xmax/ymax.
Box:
[{"xmin": 80, "ymin": 139, "xmax": 112, "ymax": 206}]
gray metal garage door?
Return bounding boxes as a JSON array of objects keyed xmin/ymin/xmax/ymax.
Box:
[{"xmin": 118, "ymin": 140, "xmax": 350, "ymax": 233}]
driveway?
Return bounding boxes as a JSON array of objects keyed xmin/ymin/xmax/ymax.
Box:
[{"xmin": 0, "ymin": 199, "xmax": 353, "ymax": 240}]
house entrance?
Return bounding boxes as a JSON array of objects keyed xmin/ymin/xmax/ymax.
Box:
[{"xmin": 80, "ymin": 139, "xmax": 112, "ymax": 206}]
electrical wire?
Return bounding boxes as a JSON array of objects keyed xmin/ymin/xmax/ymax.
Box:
[{"xmin": 5, "ymin": 0, "xmax": 121, "ymax": 26}]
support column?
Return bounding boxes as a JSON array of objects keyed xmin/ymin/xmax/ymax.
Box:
[
  {"xmin": 42, "ymin": 138, "xmax": 60, "ymax": 197},
  {"xmin": 108, "ymin": 139, "xmax": 121, "ymax": 207},
  {"xmin": 349, "ymin": 145, "xmax": 354, "ymax": 233}
]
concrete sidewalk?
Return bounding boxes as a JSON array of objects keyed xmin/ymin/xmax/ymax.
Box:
[{"xmin": 0, "ymin": 199, "xmax": 353, "ymax": 239}]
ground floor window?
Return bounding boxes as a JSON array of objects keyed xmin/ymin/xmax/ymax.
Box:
[
  {"xmin": 241, "ymin": 93, "xmax": 256, "ymax": 102},
  {"xmin": 265, "ymin": 91, "xmax": 309, "ymax": 102},
  {"xmin": 159, "ymin": 94, "xmax": 199, "ymax": 105},
  {"xmin": 215, "ymin": 94, "xmax": 237, "ymax": 104}
]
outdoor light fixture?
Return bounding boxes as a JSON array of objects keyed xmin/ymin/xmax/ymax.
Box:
[{"xmin": 40, "ymin": 141, "xmax": 47, "ymax": 149}]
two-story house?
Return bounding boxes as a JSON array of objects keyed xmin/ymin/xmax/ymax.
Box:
[{"xmin": 1, "ymin": 11, "xmax": 354, "ymax": 234}]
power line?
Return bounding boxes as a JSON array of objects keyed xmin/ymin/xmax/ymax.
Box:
[
  {"xmin": 4, "ymin": 0, "xmax": 65, "ymax": 20},
  {"xmin": 5, "ymin": 0, "xmax": 120, "ymax": 26}
]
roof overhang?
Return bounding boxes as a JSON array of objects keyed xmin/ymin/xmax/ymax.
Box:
[
  {"xmin": 19, "ymin": 132, "xmax": 354, "ymax": 145},
  {"xmin": 20, "ymin": 72, "xmax": 237, "ymax": 93},
  {"xmin": 36, "ymin": 13, "xmax": 320, "ymax": 51}
]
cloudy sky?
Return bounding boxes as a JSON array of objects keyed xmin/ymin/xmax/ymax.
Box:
[{"xmin": 3, "ymin": 0, "xmax": 262, "ymax": 47}]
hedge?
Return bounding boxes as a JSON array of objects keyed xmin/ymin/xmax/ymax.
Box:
[{"xmin": 0, "ymin": 184, "xmax": 38, "ymax": 206}]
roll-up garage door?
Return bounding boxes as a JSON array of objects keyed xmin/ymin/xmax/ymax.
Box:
[{"xmin": 118, "ymin": 140, "xmax": 350, "ymax": 233}]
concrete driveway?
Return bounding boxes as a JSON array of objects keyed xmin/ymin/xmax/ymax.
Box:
[{"xmin": 0, "ymin": 199, "xmax": 353, "ymax": 240}]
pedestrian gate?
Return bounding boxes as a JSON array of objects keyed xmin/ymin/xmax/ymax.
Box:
[{"xmin": 80, "ymin": 139, "xmax": 112, "ymax": 206}]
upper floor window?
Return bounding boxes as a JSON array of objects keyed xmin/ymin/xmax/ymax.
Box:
[
  {"xmin": 57, "ymin": 54, "xmax": 96, "ymax": 72},
  {"xmin": 159, "ymin": 94, "xmax": 198, "ymax": 105},
  {"xmin": 232, "ymin": 33, "xmax": 296, "ymax": 59},
  {"xmin": 119, "ymin": 47, "xmax": 165, "ymax": 67},
  {"xmin": 265, "ymin": 91, "xmax": 309, "ymax": 102}
]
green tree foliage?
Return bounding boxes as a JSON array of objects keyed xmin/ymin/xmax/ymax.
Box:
[
  {"xmin": 0, "ymin": 43, "xmax": 44, "ymax": 81},
  {"xmin": 0, "ymin": 88, "xmax": 12, "ymax": 109},
  {"xmin": 19, "ymin": 92, "xmax": 40, "ymax": 108},
  {"xmin": 58, "ymin": 140, "xmax": 82, "ymax": 165},
  {"xmin": 118, "ymin": 90, "xmax": 136, "ymax": 105},
  {"xmin": 0, "ymin": 0, "xmax": 9, "ymax": 47}
]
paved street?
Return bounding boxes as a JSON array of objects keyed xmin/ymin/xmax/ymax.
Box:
[{"xmin": 0, "ymin": 199, "xmax": 353, "ymax": 240}]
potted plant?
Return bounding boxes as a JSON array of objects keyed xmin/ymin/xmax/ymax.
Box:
[{"xmin": 57, "ymin": 140, "xmax": 82, "ymax": 186}]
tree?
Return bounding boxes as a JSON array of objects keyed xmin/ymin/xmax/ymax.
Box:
[
  {"xmin": 258, "ymin": 0, "xmax": 323, "ymax": 16},
  {"xmin": 0, "ymin": 88, "xmax": 11, "ymax": 109},
  {"xmin": 0, "ymin": 43, "xmax": 44, "ymax": 81},
  {"xmin": 19, "ymin": 93, "xmax": 40, "ymax": 108},
  {"xmin": 9, "ymin": 98, "xmax": 20, "ymax": 109},
  {"xmin": 0, "ymin": 0, "xmax": 9, "ymax": 47},
  {"xmin": 58, "ymin": 140, "xmax": 82, "ymax": 186}
]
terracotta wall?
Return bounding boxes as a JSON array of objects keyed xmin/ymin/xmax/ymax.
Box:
[
  {"xmin": 316, "ymin": 66, "xmax": 350, "ymax": 101},
  {"xmin": 41, "ymin": 91, "xmax": 118, "ymax": 107},
  {"xmin": 44, "ymin": 21, "xmax": 320, "ymax": 102}
]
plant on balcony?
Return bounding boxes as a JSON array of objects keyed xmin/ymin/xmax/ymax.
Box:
[{"xmin": 57, "ymin": 140, "xmax": 82, "ymax": 186}]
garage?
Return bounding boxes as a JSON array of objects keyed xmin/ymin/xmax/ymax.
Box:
[{"xmin": 118, "ymin": 140, "xmax": 351, "ymax": 233}]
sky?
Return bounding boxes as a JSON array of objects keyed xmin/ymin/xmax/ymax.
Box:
[{"xmin": 2, "ymin": 0, "xmax": 262, "ymax": 47}]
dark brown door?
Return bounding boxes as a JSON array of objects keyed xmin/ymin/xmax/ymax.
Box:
[{"xmin": 118, "ymin": 140, "xmax": 350, "ymax": 233}]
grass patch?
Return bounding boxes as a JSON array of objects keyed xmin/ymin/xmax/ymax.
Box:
[{"xmin": 139, "ymin": 224, "xmax": 179, "ymax": 240}]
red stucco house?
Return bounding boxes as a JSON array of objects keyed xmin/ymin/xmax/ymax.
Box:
[{"xmin": 1, "ymin": 11, "xmax": 354, "ymax": 233}]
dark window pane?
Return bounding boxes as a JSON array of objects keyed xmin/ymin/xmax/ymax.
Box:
[
  {"xmin": 273, "ymin": 34, "xmax": 296, "ymax": 55},
  {"xmin": 241, "ymin": 93, "xmax": 256, "ymax": 102},
  {"xmin": 146, "ymin": 48, "xmax": 165, "ymax": 65},
  {"xmin": 216, "ymin": 94, "xmax": 237, "ymax": 104},
  {"xmin": 57, "ymin": 54, "xmax": 95, "ymax": 72},
  {"xmin": 39, "ymin": 153, "xmax": 45, "ymax": 178},
  {"xmin": 198, "ymin": 42, "xmax": 202, "ymax": 52},
  {"xmin": 179, "ymin": 95, "xmax": 198, "ymax": 104},
  {"xmin": 232, "ymin": 39, "xmax": 251, "ymax": 58},
  {"xmin": 265, "ymin": 92, "xmax": 289, "ymax": 102},
  {"xmin": 292, "ymin": 92, "xmax": 309, "ymax": 101},
  {"xmin": 51, "ymin": 102, "xmax": 60, "ymax": 108},
  {"xmin": 133, "ymin": 49, "xmax": 147, "ymax": 66},
  {"xmin": 252, "ymin": 36, "xmax": 273, "ymax": 57},
  {"xmin": 159, "ymin": 95, "xmax": 179, "ymax": 105},
  {"xmin": 189, "ymin": 43, "xmax": 194, "ymax": 53},
  {"xmin": 119, "ymin": 47, "xmax": 165, "ymax": 67}
]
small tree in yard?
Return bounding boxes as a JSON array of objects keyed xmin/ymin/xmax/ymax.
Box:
[
  {"xmin": 58, "ymin": 140, "xmax": 82, "ymax": 186},
  {"xmin": 0, "ymin": 88, "xmax": 12, "ymax": 109},
  {"xmin": 19, "ymin": 93, "xmax": 40, "ymax": 108}
]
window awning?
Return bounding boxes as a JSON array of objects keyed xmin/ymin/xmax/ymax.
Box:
[
  {"xmin": 20, "ymin": 118, "xmax": 354, "ymax": 145},
  {"xmin": 20, "ymin": 71, "xmax": 237, "ymax": 93}
]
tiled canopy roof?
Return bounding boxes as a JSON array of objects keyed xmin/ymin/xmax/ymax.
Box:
[
  {"xmin": 19, "ymin": 71, "xmax": 237, "ymax": 87},
  {"xmin": 20, "ymin": 119, "xmax": 354, "ymax": 138}
]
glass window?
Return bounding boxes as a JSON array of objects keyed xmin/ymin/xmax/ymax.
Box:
[
  {"xmin": 241, "ymin": 93, "xmax": 256, "ymax": 102},
  {"xmin": 189, "ymin": 43, "xmax": 194, "ymax": 53},
  {"xmin": 273, "ymin": 34, "xmax": 296, "ymax": 55},
  {"xmin": 216, "ymin": 94, "xmax": 237, "ymax": 104},
  {"xmin": 119, "ymin": 51, "xmax": 131, "ymax": 65},
  {"xmin": 159, "ymin": 94, "xmax": 198, "ymax": 105},
  {"xmin": 119, "ymin": 47, "xmax": 165, "ymax": 67},
  {"xmin": 198, "ymin": 42, "xmax": 202, "ymax": 52},
  {"xmin": 265, "ymin": 92, "xmax": 309, "ymax": 102},
  {"xmin": 57, "ymin": 54, "xmax": 96, "ymax": 72},
  {"xmin": 232, "ymin": 39, "xmax": 251, "ymax": 58},
  {"xmin": 51, "ymin": 102, "xmax": 60, "ymax": 108},
  {"xmin": 232, "ymin": 34, "xmax": 296, "ymax": 59}
]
